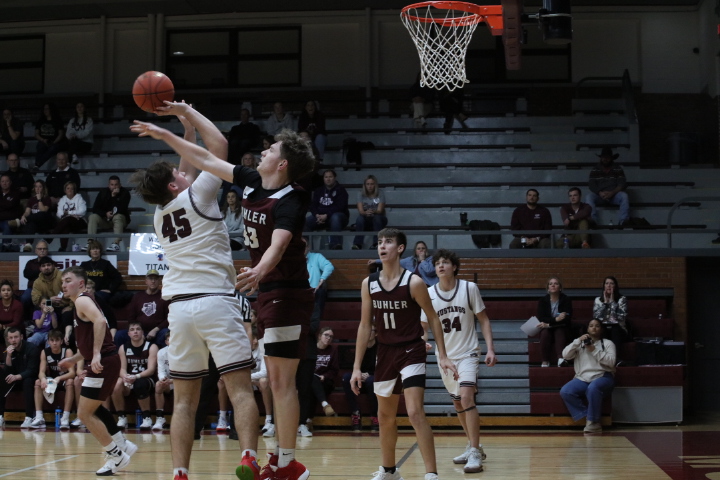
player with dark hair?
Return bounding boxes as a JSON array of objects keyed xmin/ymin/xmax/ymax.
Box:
[
  {"xmin": 130, "ymin": 103, "xmax": 260, "ymax": 480},
  {"xmin": 132, "ymin": 102, "xmax": 316, "ymax": 480},
  {"xmin": 351, "ymin": 228, "xmax": 458, "ymax": 480},
  {"xmin": 421, "ymin": 249, "xmax": 496, "ymax": 474},
  {"xmin": 57, "ymin": 266, "xmax": 137, "ymax": 476}
]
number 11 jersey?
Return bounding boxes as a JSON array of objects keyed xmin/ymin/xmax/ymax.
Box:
[
  {"xmin": 421, "ymin": 279, "xmax": 486, "ymax": 360},
  {"xmin": 369, "ymin": 269, "xmax": 423, "ymax": 347},
  {"xmin": 154, "ymin": 171, "xmax": 235, "ymax": 299}
]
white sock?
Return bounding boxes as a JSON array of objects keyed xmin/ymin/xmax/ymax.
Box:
[
  {"xmin": 173, "ymin": 468, "xmax": 188, "ymax": 477},
  {"xmin": 321, "ymin": 401, "xmax": 329, "ymax": 408},
  {"xmin": 218, "ymin": 411, "xmax": 227, "ymax": 420},
  {"xmin": 265, "ymin": 415, "xmax": 272, "ymax": 423},
  {"xmin": 103, "ymin": 441, "xmax": 120, "ymax": 456},
  {"xmin": 278, "ymin": 448, "xmax": 295, "ymax": 468},
  {"xmin": 35, "ymin": 410, "xmax": 43, "ymax": 419},
  {"xmin": 62, "ymin": 411, "xmax": 70, "ymax": 419},
  {"xmin": 111, "ymin": 431, "xmax": 126, "ymax": 447},
  {"xmin": 241, "ymin": 449, "xmax": 257, "ymax": 459}
]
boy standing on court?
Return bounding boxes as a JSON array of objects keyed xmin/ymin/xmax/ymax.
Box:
[
  {"xmin": 421, "ymin": 249, "xmax": 496, "ymax": 473},
  {"xmin": 58, "ymin": 267, "xmax": 137, "ymax": 476},
  {"xmin": 351, "ymin": 228, "xmax": 458, "ymax": 480}
]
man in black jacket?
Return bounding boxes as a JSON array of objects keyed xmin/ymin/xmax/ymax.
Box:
[
  {"xmin": 86, "ymin": 175, "xmax": 131, "ymax": 252},
  {"xmin": 45, "ymin": 152, "xmax": 80, "ymax": 206},
  {"xmin": 0, "ymin": 327, "xmax": 40, "ymax": 427}
]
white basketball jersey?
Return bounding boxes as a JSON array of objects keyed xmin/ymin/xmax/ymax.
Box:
[
  {"xmin": 154, "ymin": 171, "xmax": 235, "ymax": 299},
  {"xmin": 421, "ymin": 279, "xmax": 486, "ymax": 360}
]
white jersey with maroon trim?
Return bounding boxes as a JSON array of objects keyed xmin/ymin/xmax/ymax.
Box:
[
  {"xmin": 153, "ymin": 171, "xmax": 235, "ymax": 299},
  {"xmin": 420, "ymin": 279, "xmax": 486, "ymax": 360}
]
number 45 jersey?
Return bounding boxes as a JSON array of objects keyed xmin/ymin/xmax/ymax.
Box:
[
  {"xmin": 154, "ymin": 171, "xmax": 235, "ymax": 300},
  {"xmin": 421, "ymin": 279, "xmax": 486, "ymax": 360}
]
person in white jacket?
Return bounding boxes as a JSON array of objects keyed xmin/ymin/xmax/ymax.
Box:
[
  {"xmin": 559, "ymin": 318, "xmax": 616, "ymax": 434},
  {"xmin": 66, "ymin": 102, "xmax": 94, "ymax": 163},
  {"xmin": 51, "ymin": 181, "xmax": 86, "ymax": 251}
]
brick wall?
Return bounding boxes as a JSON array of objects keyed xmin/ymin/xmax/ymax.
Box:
[{"xmin": 3, "ymin": 256, "xmax": 687, "ymax": 340}]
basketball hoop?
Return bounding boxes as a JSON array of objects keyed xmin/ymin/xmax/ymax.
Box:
[{"xmin": 401, "ymin": 1, "xmax": 504, "ymax": 91}]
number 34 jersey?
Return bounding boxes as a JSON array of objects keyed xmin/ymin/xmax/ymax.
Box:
[
  {"xmin": 154, "ymin": 171, "xmax": 235, "ymax": 300},
  {"xmin": 421, "ymin": 279, "xmax": 486, "ymax": 360}
]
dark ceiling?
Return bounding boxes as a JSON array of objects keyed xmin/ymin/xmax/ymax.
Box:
[{"xmin": 0, "ymin": 0, "xmax": 704, "ymax": 24}]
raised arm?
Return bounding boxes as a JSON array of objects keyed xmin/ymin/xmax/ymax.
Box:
[
  {"xmin": 130, "ymin": 121, "xmax": 234, "ymax": 183},
  {"xmin": 154, "ymin": 102, "xmax": 228, "ymax": 162}
]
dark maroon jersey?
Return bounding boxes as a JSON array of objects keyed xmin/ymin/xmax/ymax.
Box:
[
  {"xmin": 73, "ymin": 292, "xmax": 116, "ymax": 361},
  {"xmin": 123, "ymin": 340, "xmax": 152, "ymax": 375},
  {"xmin": 369, "ymin": 269, "xmax": 424, "ymax": 346},
  {"xmin": 44, "ymin": 346, "xmax": 69, "ymax": 378},
  {"xmin": 238, "ymin": 172, "xmax": 309, "ymax": 288}
]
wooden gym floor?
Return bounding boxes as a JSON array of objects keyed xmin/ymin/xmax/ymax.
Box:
[{"xmin": 1, "ymin": 412, "xmax": 719, "ymax": 479}]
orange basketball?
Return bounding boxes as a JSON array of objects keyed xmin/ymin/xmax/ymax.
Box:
[{"xmin": 132, "ymin": 71, "xmax": 175, "ymax": 113}]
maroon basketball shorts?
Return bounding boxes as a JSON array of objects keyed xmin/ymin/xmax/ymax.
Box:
[
  {"xmin": 257, "ymin": 287, "xmax": 314, "ymax": 359},
  {"xmin": 80, "ymin": 353, "xmax": 121, "ymax": 401},
  {"xmin": 374, "ymin": 339, "xmax": 427, "ymax": 397}
]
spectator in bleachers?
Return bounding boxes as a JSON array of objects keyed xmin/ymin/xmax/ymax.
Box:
[
  {"xmin": 80, "ymin": 240, "xmax": 123, "ymax": 304},
  {"xmin": 536, "ymin": 277, "xmax": 573, "ymax": 367},
  {"xmin": 0, "ymin": 280, "xmax": 24, "ymax": 337},
  {"xmin": 29, "ymin": 329, "xmax": 75, "ymax": 428},
  {"xmin": 115, "ymin": 269, "xmax": 168, "ymax": 348},
  {"xmin": 558, "ymin": 187, "xmax": 592, "ymax": 249},
  {"xmin": 298, "ymin": 327, "xmax": 339, "ymax": 437},
  {"xmin": 65, "ymin": 102, "xmax": 94, "ymax": 164},
  {"xmin": 26, "ymin": 296, "xmax": 58, "ymax": 347},
  {"xmin": 241, "ymin": 152, "xmax": 259, "ymax": 169},
  {"xmin": 305, "ymin": 169, "xmax": 349, "ymax": 250},
  {"xmin": 152, "ymin": 330, "xmax": 172, "ymax": 430},
  {"xmin": 342, "ymin": 324, "xmax": 378, "ymax": 431},
  {"xmin": 298, "ymin": 100, "xmax": 327, "ymax": 160},
  {"xmin": 227, "ymin": 108, "xmax": 261, "ymax": 165},
  {"xmin": 222, "ymin": 189, "xmax": 244, "ymax": 250},
  {"xmin": 3, "ymin": 153, "xmax": 34, "ymax": 200},
  {"xmin": 50, "ymin": 181, "xmax": 86, "ymax": 252},
  {"xmin": 0, "ymin": 173, "xmax": 22, "ymax": 247},
  {"xmin": 16, "ymin": 180, "xmax": 53, "ymax": 253},
  {"xmin": 303, "ymin": 236, "xmax": 334, "ymax": 324},
  {"xmin": 352, "ymin": 175, "xmax": 387, "ymax": 250},
  {"xmin": 21, "ymin": 241, "xmax": 49, "ymax": 314},
  {"xmin": 86, "ymin": 175, "xmax": 131, "ymax": 253},
  {"xmin": 34, "ymin": 103, "xmax": 66, "ymax": 170},
  {"xmin": 509, "ymin": 189, "xmax": 552, "ymax": 249},
  {"xmin": 31, "ymin": 256, "xmax": 64, "ymax": 311},
  {"xmin": 111, "ymin": 321, "xmax": 159, "ymax": 430},
  {"xmin": 261, "ymin": 135, "xmax": 274, "ymax": 151},
  {"xmin": 439, "ymin": 89, "xmax": 469, "ymax": 133},
  {"xmin": 410, "ymin": 72, "xmax": 434, "ymax": 128},
  {"xmin": 265, "ymin": 101, "xmax": 295, "ymax": 135},
  {"xmin": 46, "ymin": 152, "xmax": 81, "ymax": 206},
  {"xmin": 560, "ymin": 319, "xmax": 616, "ymax": 434},
  {"xmin": 586, "ymin": 147, "xmax": 630, "ymax": 226},
  {"xmin": 0, "ymin": 327, "xmax": 40, "ymax": 428},
  {"xmin": 1, "ymin": 108, "xmax": 25, "ymax": 157},
  {"xmin": 593, "ymin": 276, "xmax": 629, "ymax": 346}
]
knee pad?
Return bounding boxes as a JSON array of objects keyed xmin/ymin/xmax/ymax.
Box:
[{"xmin": 134, "ymin": 377, "xmax": 155, "ymax": 399}]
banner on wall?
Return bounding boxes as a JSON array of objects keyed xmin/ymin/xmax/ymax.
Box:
[
  {"xmin": 17, "ymin": 255, "xmax": 118, "ymax": 290},
  {"xmin": 128, "ymin": 233, "xmax": 168, "ymax": 276}
]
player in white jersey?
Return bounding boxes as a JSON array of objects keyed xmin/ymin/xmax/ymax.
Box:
[
  {"xmin": 420, "ymin": 249, "xmax": 496, "ymax": 474},
  {"xmin": 130, "ymin": 103, "xmax": 260, "ymax": 480}
]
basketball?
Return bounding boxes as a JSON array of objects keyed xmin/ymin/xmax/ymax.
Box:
[{"xmin": 132, "ymin": 71, "xmax": 175, "ymax": 112}]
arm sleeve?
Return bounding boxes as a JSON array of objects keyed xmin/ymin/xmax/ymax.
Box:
[
  {"xmin": 559, "ymin": 205, "xmax": 569, "ymax": 222},
  {"xmin": 559, "ymin": 294, "xmax": 573, "ymax": 327},
  {"xmin": 318, "ymin": 255, "xmax": 334, "ymax": 281},
  {"xmin": 575, "ymin": 203, "xmax": 593, "ymax": 221},
  {"xmin": 592, "ymin": 340, "xmax": 616, "ymax": 368},
  {"xmin": 617, "ymin": 296, "xmax": 628, "ymax": 323},
  {"xmin": 74, "ymin": 196, "xmax": 87, "ymax": 217},
  {"xmin": 469, "ymin": 282, "xmax": 486, "ymax": 314},
  {"xmin": 592, "ymin": 297, "xmax": 604, "ymax": 319},
  {"xmin": 20, "ymin": 344, "xmax": 40, "ymax": 380},
  {"xmin": 55, "ymin": 198, "xmax": 66, "ymax": 219},
  {"xmin": 274, "ymin": 191, "xmax": 309, "ymax": 232},
  {"xmin": 562, "ymin": 339, "xmax": 582, "ymax": 360},
  {"xmin": 117, "ymin": 190, "xmax": 131, "ymax": 216},
  {"xmin": 91, "ymin": 190, "xmax": 105, "ymax": 216},
  {"xmin": 75, "ymin": 118, "xmax": 94, "ymax": 141},
  {"xmin": 190, "ymin": 171, "xmax": 223, "ymax": 204}
]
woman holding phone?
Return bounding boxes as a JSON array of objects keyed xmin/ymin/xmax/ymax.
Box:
[{"xmin": 537, "ymin": 277, "xmax": 573, "ymax": 367}]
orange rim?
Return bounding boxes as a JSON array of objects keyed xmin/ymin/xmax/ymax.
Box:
[{"xmin": 401, "ymin": 1, "xmax": 502, "ymax": 28}]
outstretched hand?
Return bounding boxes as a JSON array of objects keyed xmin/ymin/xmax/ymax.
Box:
[
  {"xmin": 154, "ymin": 100, "xmax": 191, "ymax": 117},
  {"xmin": 130, "ymin": 120, "xmax": 167, "ymax": 140},
  {"xmin": 236, "ymin": 267, "xmax": 261, "ymax": 296}
]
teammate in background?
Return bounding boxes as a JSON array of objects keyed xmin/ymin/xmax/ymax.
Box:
[
  {"xmin": 30, "ymin": 329, "xmax": 76, "ymax": 428},
  {"xmin": 130, "ymin": 103, "xmax": 260, "ymax": 480},
  {"xmin": 420, "ymin": 249, "xmax": 496, "ymax": 474},
  {"xmin": 351, "ymin": 228, "xmax": 458, "ymax": 480},
  {"xmin": 111, "ymin": 321, "xmax": 158, "ymax": 430},
  {"xmin": 57, "ymin": 267, "xmax": 137, "ymax": 476},
  {"xmin": 153, "ymin": 330, "xmax": 172, "ymax": 430},
  {"xmin": 132, "ymin": 102, "xmax": 315, "ymax": 480}
]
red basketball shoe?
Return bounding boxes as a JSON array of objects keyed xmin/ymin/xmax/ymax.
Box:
[
  {"xmin": 273, "ymin": 459, "xmax": 310, "ymax": 480},
  {"xmin": 236, "ymin": 451, "xmax": 260, "ymax": 480},
  {"xmin": 259, "ymin": 454, "xmax": 278, "ymax": 480}
]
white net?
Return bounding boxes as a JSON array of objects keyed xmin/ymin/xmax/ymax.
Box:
[{"xmin": 401, "ymin": 3, "xmax": 482, "ymax": 91}]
